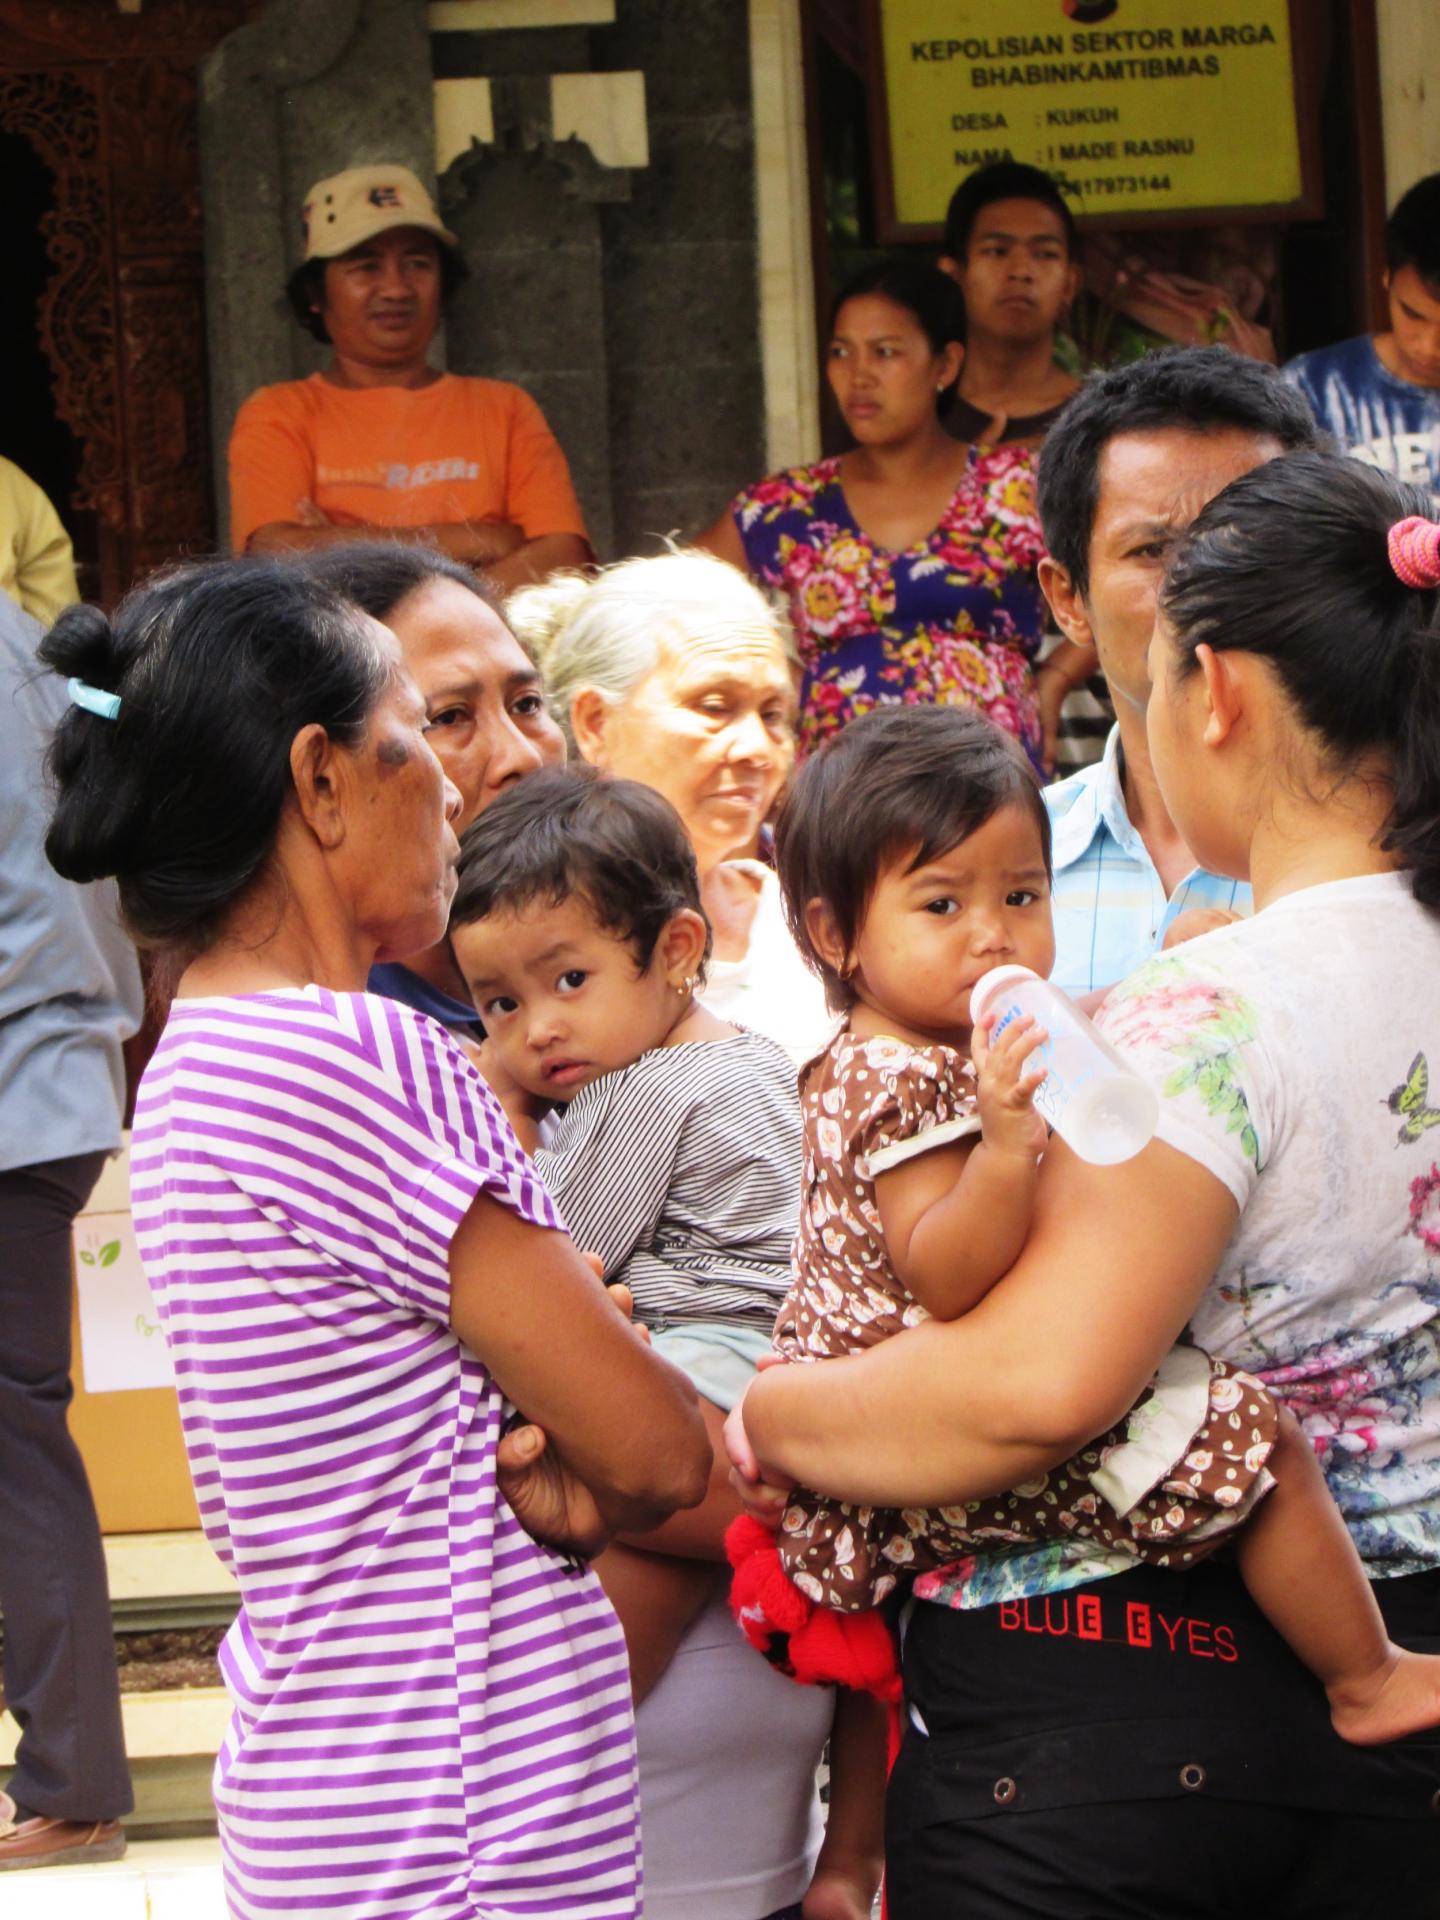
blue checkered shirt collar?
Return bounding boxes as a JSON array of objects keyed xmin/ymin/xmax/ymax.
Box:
[
  {"xmin": 1048, "ymin": 725, "xmax": 1145, "ymax": 873},
  {"xmin": 1043, "ymin": 727, "xmax": 1250, "ymax": 996}
]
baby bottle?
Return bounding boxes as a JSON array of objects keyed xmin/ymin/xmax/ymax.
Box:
[{"xmin": 968, "ymin": 965, "xmax": 1158, "ymax": 1166}]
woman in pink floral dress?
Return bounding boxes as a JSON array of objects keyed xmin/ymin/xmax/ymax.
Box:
[{"xmin": 699, "ymin": 261, "xmax": 1059, "ymax": 769}]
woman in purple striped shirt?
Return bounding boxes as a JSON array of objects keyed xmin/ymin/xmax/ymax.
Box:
[{"xmin": 38, "ymin": 559, "xmax": 710, "ymax": 1920}]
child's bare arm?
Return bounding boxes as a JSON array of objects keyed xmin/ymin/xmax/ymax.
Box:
[
  {"xmin": 805, "ymin": 1689, "xmax": 886, "ymax": 1918},
  {"xmin": 875, "ymin": 1136, "xmax": 1037, "ymax": 1317},
  {"xmin": 1162, "ymin": 906, "xmax": 1242, "ymax": 950},
  {"xmin": 875, "ymin": 1015, "xmax": 1047, "ymax": 1319}
]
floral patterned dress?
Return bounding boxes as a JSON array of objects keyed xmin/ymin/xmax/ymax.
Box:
[
  {"xmin": 773, "ymin": 1027, "xmax": 1278, "ymax": 1613},
  {"xmin": 730, "ymin": 447, "xmax": 1048, "ymax": 766}
]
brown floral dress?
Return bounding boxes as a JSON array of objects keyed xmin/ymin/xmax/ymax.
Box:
[{"xmin": 774, "ymin": 1028, "xmax": 1279, "ymax": 1610}]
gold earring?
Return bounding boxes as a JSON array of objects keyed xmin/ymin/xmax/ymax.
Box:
[{"xmin": 675, "ymin": 974, "xmax": 697, "ymax": 995}]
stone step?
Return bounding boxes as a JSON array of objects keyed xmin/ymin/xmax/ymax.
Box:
[
  {"xmin": 1, "ymin": 1688, "xmax": 231, "ymax": 1838},
  {"xmin": 2, "ymin": 1835, "xmax": 226, "ymax": 1920},
  {"xmin": 104, "ymin": 1530, "xmax": 238, "ymax": 1632}
]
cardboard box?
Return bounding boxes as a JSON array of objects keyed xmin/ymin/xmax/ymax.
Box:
[{"xmin": 69, "ymin": 1142, "xmax": 198, "ymax": 1535}]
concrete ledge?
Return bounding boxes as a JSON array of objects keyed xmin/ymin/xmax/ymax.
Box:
[
  {"xmin": 430, "ymin": 0, "xmax": 615, "ymax": 27},
  {"xmin": 104, "ymin": 1532, "xmax": 236, "ymax": 1609},
  {"xmin": 1, "ymin": 1688, "xmax": 231, "ymax": 1768}
]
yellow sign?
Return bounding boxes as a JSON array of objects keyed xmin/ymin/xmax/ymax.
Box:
[{"xmin": 878, "ymin": 0, "xmax": 1305, "ymax": 229}]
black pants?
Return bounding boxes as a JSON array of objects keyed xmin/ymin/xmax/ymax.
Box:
[
  {"xmin": 0, "ymin": 1152, "xmax": 132, "ymax": 1820},
  {"xmin": 887, "ymin": 1558, "xmax": 1440, "ymax": 1918}
]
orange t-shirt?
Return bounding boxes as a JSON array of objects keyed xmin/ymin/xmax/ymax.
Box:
[{"xmin": 227, "ymin": 373, "xmax": 589, "ymax": 552}]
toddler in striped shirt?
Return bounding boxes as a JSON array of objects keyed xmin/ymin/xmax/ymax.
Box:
[
  {"xmin": 450, "ymin": 769, "xmax": 800, "ymax": 1642},
  {"xmin": 449, "ymin": 766, "xmax": 801, "ymax": 1371},
  {"xmin": 450, "ymin": 764, "xmax": 884, "ymax": 1917}
]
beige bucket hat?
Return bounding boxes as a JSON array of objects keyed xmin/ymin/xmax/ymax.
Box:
[{"xmin": 299, "ymin": 165, "xmax": 460, "ymax": 261}]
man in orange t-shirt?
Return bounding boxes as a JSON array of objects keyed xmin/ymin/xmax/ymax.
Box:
[{"xmin": 228, "ymin": 166, "xmax": 591, "ymax": 592}]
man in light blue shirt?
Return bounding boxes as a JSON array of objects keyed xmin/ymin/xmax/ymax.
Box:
[
  {"xmin": 1043, "ymin": 727, "xmax": 1248, "ymax": 998},
  {"xmin": 1033, "ymin": 348, "xmax": 1321, "ymax": 996},
  {"xmin": 0, "ymin": 595, "xmax": 142, "ymax": 1869}
]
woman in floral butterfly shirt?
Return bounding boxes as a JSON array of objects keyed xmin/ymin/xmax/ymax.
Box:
[
  {"xmin": 700, "ymin": 261, "xmax": 1061, "ymax": 769},
  {"xmin": 728, "ymin": 452, "xmax": 1440, "ymax": 1917}
]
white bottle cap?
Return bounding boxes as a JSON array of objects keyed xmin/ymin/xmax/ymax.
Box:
[{"xmin": 969, "ymin": 964, "xmax": 1041, "ymax": 1028}]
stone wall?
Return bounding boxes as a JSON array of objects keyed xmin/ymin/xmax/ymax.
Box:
[
  {"xmin": 200, "ymin": 0, "xmax": 436, "ymax": 533},
  {"xmin": 434, "ymin": 0, "xmax": 766, "ymax": 558},
  {"xmin": 593, "ymin": 0, "xmax": 765, "ymax": 554}
]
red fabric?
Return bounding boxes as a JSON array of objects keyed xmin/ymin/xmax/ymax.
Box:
[
  {"xmin": 727, "ymin": 1514, "xmax": 903, "ymax": 1920},
  {"xmin": 725, "ymin": 1514, "xmax": 902, "ymax": 1703}
]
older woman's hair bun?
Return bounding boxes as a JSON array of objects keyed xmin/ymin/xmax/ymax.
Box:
[
  {"xmin": 507, "ymin": 548, "xmax": 794, "ymax": 753},
  {"xmin": 504, "ymin": 570, "xmax": 595, "ymax": 686},
  {"xmin": 41, "ymin": 602, "xmax": 146, "ymax": 889},
  {"xmin": 39, "ymin": 558, "xmax": 390, "ymax": 953},
  {"xmin": 41, "ymin": 601, "xmax": 124, "ymax": 692}
]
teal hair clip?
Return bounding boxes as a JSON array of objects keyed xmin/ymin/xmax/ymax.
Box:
[{"xmin": 67, "ymin": 677, "xmax": 121, "ymax": 721}]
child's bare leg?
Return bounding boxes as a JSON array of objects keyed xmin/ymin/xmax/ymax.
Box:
[
  {"xmin": 594, "ymin": 1542, "xmax": 717, "ymax": 1705},
  {"xmin": 803, "ymin": 1689, "xmax": 886, "ymax": 1920},
  {"xmin": 1236, "ymin": 1408, "xmax": 1440, "ymax": 1744}
]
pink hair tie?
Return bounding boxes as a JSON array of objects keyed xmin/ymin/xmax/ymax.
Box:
[{"xmin": 1388, "ymin": 516, "xmax": 1440, "ymax": 589}]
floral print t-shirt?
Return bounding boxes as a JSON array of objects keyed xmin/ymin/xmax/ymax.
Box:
[
  {"xmin": 730, "ymin": 448, "xmax": 1048, "ymax": 766},
  {"xmin": 918, "ymin": 870, "xmax": 1440, "ymax": 1614}
]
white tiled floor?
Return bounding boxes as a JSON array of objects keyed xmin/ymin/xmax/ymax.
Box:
[{"xmin": 3, "ymin": 1836, "xmax": 226, "ymax": 1920}]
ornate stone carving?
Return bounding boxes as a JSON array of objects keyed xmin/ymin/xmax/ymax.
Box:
[
  {"xmin": 0, "ymin": 68, "xmax": 123, "ymax": 530},
  {"xmin": 0, "ymin": 0, "xmax": 257, "ymax": 598},
  {"xmin": 0, "ymin": 0, "xmax": 242, "ymax": 62}
]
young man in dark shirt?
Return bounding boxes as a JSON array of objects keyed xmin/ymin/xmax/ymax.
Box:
[
  {"xmin": 939, "ymin": 161, "xmax": 1083, "ymax": 449},
  {"xmin": 940, "ymin": 162, "xmax": 1102, "ymax": 765}
]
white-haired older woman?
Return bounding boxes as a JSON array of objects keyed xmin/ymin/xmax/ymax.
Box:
[
  {"xmin": 508, "ymin": 552, "xmax": 877, "ymax": 1920},
  {"xmin": 509, "ymin": 550, "xmax": 834, "ymax": 1066}
]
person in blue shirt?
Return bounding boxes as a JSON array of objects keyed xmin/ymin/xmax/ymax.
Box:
[
  {"xmin": 1283, "ymin": 174, "xmax": 1440, "ymax": 498},
  {"xmin": 0, "ymin": 595, "xmax": 142, "ymax": 1870},
  {"xmin": 1034, "ymin": 348, "xmax": 1319, "ymax": 995}
]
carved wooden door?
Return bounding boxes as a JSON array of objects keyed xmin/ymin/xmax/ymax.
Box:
[{"xmin": 0, "ymin": 0, "xmax": 258, "ymax": 605}]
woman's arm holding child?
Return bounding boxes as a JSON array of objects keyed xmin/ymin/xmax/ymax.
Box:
[
  {"xmin": 874, "ymin": 1013, "xmax": 1048, "ymax": 1319},
  {"xmin": 450, "ymin": 1192, "xmax": 710, "ymax": 1537},
  {"xmin": 735, "ymin": 1138, "xmax": 1237, "ymax": 1508}
]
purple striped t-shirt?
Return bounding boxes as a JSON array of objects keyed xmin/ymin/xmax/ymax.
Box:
[{"xmin": 130, "ymin": 988, "xmax": 642, "ymax": 1919}]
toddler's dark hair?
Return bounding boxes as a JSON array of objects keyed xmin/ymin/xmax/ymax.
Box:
[
  {"xmin": 451, "ymin": 766, "xmax": 712, "ymax": 977},
  {"xmin": 776, "ymin": 706, "xmax": 1051, "ymax": 1009}
]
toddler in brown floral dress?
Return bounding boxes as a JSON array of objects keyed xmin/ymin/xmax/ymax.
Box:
[{"xmin": 732, "ymin": 704, "xmax": 1440, "ymax": 1749}]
